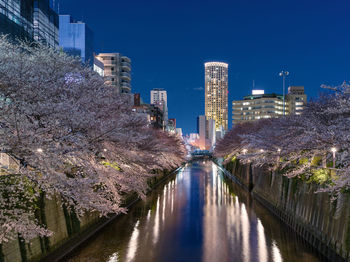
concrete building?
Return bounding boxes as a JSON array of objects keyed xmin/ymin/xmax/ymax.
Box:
[
  {"xmin": 150, "ymin": 88, "xmax": 168, "ymax": 125},
  {"xmin": 286, "ymin": 86, "xmax": 307, "ymax": 115},
  {"xmin": 133, "ymin": 93, "xmax": 164, "ymax": 130},
  {"xmin": 95, "ymin": 53, "xmax": 132, "ymax": 93},
  {"xmin": 232, "ymin": 88, "xmax": 307, "ymax": 125},
  {"xmin": 205, "ymin": 62, "xmax": 228, "ymax": 131},
  {"xmin": 232, "ymin": 90, "xmax": 283, "ymax": 125},
  {"xmin": 59, "ymin": 15, "xmax": 93, "ymax": 65},
  {"xmin": 33, "ymin": 0, "xmax": 59, "ymax": 47},
  {"xmin": 198, "ymin": 115, "xmax": 216, "ymax": 150}
]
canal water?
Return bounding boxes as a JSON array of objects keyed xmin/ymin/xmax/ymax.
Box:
[{"xmin": 67, "ymin": 160, "xmax": 328, "ymax": 262}]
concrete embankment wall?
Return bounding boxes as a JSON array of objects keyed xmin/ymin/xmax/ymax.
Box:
[
  {"xmin": 0, "ymin": 169, "xmax": 174, "ymax": 262},
  {"xmin": 222, "ymin": 159, "xmax": 350, "ymax": 262}
]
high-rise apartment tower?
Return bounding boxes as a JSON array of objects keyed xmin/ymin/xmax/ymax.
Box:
[{"xmin": 205, "ymin": 62, "xmax": 228, "ymax": 130}]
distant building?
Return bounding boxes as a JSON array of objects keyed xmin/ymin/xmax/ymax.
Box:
[
  {"xmin": 232, "ymin": 88, "xmax": 307, "ymax": 125},
  {"xmin": 59, "ymin": 15, "xmax": 94, "ymax": 65},
  {"xmin": 205, "ymin": 62, "xmax": 228, "ymax": 131},
  {"xmin": 93, "ymin": 57, "xmax": 104, "ymax": 76},
  {"xmin": 176, "ymin": 128, "xmax": 183, "ymax": 137},
  {"xmin": 95, "ymin": 53, "xmax": 132, "ymax": 93},
  {"xmin": 286, "ymin": 86, "xmax": 307, "ymax": 115},
  {"xmin": 150, "ymin": 88, "xmax": 168, "ymax": 125},
  {"xmin": 198, "ymin": 115, "xmax": 216, "ymax": 150},
  {"xmin": 132, "ymin": 94, "xmax": 164, "ymax": 129},
  {"xmin": 168, "ymin": 118, "xmax": 176, "ymax": 133},
  {"xmin": 232, "ymin": 90, "xmax": 283, "ymax": 125},
  {"xmin": 33, "ymin": 0, "xmax": 59, "ymax": 47}
]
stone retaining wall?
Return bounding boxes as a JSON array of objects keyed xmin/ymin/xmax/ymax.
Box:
[{"xmin": 222, "ymin": 159, "xmax": 350, "ymax": 262}]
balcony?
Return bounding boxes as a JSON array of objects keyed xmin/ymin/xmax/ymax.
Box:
[
  {"xmin": 121, "ymin": 56, "xmax": 131, "ymax": 63},
  {"xmin": 121, "ymin": 81, "xmax": 131, "ymax": 88},
  {"xmin": 121, "ymin": 72, "xmax": 131, "ymax": 81},
  {"xmin": 121, "ymin": 62, "xmax": 131, "ymax": 71}
]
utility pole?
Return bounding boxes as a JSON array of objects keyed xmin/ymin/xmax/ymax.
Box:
[{"xmin": 279, "ymin": 71, "xmax": 289, "ymax": 116}]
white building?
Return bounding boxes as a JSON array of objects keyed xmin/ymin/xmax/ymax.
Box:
[
  {"xmin": 198, "ymin": 115, "xmax": 216, "ymax": 150},
  {"xmin": 150, "ymin": 88, "xmax": 168, "ymax": 125},
  {"xmin": 94, "ymin": 53, "xmax": 132, "ymax": 93}
]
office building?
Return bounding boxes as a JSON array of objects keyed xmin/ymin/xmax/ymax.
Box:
[
  {"xmin": 59, "ymin": 15, "xmax": 93, "ymax": 65},
  {"xmin": 33, "ymin": 0, "xmax": 59, "ymax": 47},
  {"xmin": 0, "ymin": 0, "xmax": 34, "ymax": 41},
  {"xmin": 232, "ymin": 90, "xmax": 283, "ymax": 125},
  {"xmin": 95, "ymin": 53, "xmax": 132, "ymax": 93},
  {"xmin": 150, "ymin": 88, "xmax": 168, "ymax": 124},
  {"xmin": 286, "ymin": 86, "xmax": 307, "ymax": 115},
  {"xmin": 198, "ymin": 115, "xmax": 216, "ymax": 150},
  {"xmin": 232, "ymin": 88, "xmax": 307, "ymax": 125},
  {"xmin": 205, "ymin": 62, "xmax": 229, "ymax": 131}
]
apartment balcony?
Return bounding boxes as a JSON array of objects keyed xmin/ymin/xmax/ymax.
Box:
[
  {"xmin": 121, "ymin": 56, "xmax": 131, "ymax": 63},
  {"xmin": 121, "ymin": 71, "xmax": 131, "ymax": 81},
  {"xmin": 121, "ymin": 81, "xmax": 131, "ymax": 88},
  {"xmin": 121, "ymin": 62, "xmax": 131, "ymax": 71}
]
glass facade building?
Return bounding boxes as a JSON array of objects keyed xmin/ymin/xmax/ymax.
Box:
[
  {"xmin": 0, "ymin": 0, "xmax": 34, "ymax": 41},
  {"xmin": 0, "ymin": 0, "xmax": 58, "ymax": 47},
  {"xmin": 59, "ymin": 15, "xmax": 94, "ymax": 65},
  {"xmin": 205, "ymin": 62, "xmax": 229, "ymax": 131},
  {"xmin": 33, "ymin": 0, "xmax": 58, "ymax": 47}
]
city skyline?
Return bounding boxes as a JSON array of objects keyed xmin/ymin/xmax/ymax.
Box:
[{"xmin": 56, "ymin": 0, "xmax": 350, "ymax": 134}]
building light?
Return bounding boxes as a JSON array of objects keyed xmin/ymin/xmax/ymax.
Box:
[{"xmin": 252, "ymin": 90, "xmax": 265, "ymax": 95}]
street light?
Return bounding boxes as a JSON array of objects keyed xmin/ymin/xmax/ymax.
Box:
[
  {"xmin": 242, "ymin": 149, "xmax": 248, "ymax": 155},
  {"xmin": 260, "ymin": 149, "xmax": 264, "ymax": 153},
  {"xmin": 279, "ymin": 71, "xmax": 289, "ymax": 116},
  {"xmin": 331, "ymin": 147, "xmax": 337, "ymax": 168},
  {"xmin": 277, "ymin": 148, "xmax": 281, "ymax": 153},
  {"xmin": 37, "ymin": 148, "xmax": 43, "ymax": 153}
]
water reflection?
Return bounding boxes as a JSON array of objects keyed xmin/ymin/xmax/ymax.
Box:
[{"xmin": 68, "ymin": 161, "xmax": 327, "ymax": 262}]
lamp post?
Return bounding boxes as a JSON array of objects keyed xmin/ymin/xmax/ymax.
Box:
[
  {"xmin": 331, "ymin": 147, "xmax": 337, "ymax": 168},
  {"xmin": 279, "ymin": 71, "xmax": 289, "ymax": 116},
  {"xmin": 242, "ymin": 149, "xmax": 247, "ymax": 155}
]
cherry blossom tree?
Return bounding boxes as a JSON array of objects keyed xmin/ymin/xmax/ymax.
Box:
[
  {"xmin": 215, "ymin": 82, "xmax": 350, "ymax": 198},
  {"xmin": 0, "ymin": 36, "xmax": 186, "ymax": 243}
]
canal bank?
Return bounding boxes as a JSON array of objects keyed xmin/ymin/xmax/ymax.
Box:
[
  {"xmin": 219, "ymin": 158, "xmax": 349, "ymax": 262},
  {"xmin": 67, "ymin": 160, "xmax": 328, "ymax": 262},
  {"xmin": 0, "ymin": 168, "xmax": 180, "ymax": 262}
]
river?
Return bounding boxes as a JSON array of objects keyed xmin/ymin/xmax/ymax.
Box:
[{"xmin": 67, "ymin": 160, "xmax": 328, "ymax": 262}]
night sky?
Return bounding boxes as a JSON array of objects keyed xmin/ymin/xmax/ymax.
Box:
[{"xmin": 59, "ymin": 0, "xmax": 350, "ymax": 134}]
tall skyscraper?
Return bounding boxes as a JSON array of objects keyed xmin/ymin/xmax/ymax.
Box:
[
  {"xmin": 204, "ymin": 62, "xmax": 228, "ymax": 131},
  {"xmin": 95, "ymin": 53, "xmax": 132, "ymax": 93},
  {"xmin": 59, "ymin": 15, "xmax": 94, "ymax": 65},
  {"xmin": 150, "ymin": 88, "xmax": 168, "ymax": 124}
]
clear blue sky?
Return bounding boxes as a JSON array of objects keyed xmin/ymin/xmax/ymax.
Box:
[{"xmin": 59, "ymin": 0, "xmax": 350, "ymax": 134}]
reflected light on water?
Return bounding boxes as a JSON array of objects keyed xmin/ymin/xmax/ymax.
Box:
[
  {"xmin": 107, "ymin": 252, "xmax": 119, "ymax": 262},
  {"xmin": 153, "ymin": 197, "xmax": 160, "ymax": 244},
  {"xmin": 272, "ymin": 240, "xmax": 283, "ymax": 262},
  {"xmin": 126, "ymin": 220, "xmax": 140, "ymax": 262},
  {"xmin": 241, "ymin": 204, "xmax": 250, "ymax": 262},
  {"xmin": 257, "ymin": 219, "xmax": 268, "ymax": 262}
]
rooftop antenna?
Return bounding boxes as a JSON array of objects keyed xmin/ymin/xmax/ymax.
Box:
[
  {"xmin": 57, "ymin": 2, "xmax": 60, "ymax": 15},
  {"xmin": 253, "ymin": 80, "xmax": 255, "ymax": 90}
]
